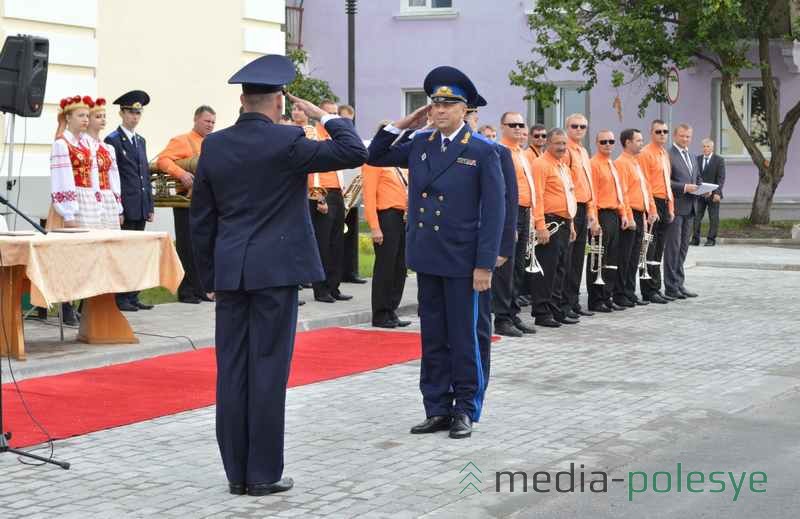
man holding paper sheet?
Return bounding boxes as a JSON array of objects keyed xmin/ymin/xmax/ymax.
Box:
[{"xmin": 664, "ymin": 124, "xmax": 702, "ymax": 300}]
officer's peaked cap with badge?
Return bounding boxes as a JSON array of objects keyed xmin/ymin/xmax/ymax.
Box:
[
  {"xmin": 423, "ymin": 66, "xmax": 479, "ymax": 107},
  {"xmin": 229, "ymin": 54, "xmax": 297, "ymax": 95},
  {"xmin": 467, "ymin": 93, "xmax": 487, "ymax": 112},
  {"xmin": 113, "ymin": 90, "xmax": 150, "ymax": 112}
]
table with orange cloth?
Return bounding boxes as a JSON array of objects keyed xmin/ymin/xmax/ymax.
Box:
[{"xmin": 0, "ymin": 230, "xmax": 184, "ymax": 360}]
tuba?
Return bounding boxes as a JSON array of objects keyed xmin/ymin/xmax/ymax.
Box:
[
  {"xmin": 149, "ymin": 156, "xmax": 199, "ymax": 208},
  {"xmin": 525, "ymin": 220, "xmax": 564, "ymax": 275},
  {"xmin": 342, "ymin": 173, "xmax": 363, "ymax": 233}
]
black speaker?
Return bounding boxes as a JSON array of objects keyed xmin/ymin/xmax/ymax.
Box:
[{"xmin": 0, "ymin": 35, "xmax": 49, "ymax": 117}]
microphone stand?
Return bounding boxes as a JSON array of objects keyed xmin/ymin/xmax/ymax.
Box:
[{"xmin": 0, "ymin": 193, "xmax": 47, "ymax": 234}]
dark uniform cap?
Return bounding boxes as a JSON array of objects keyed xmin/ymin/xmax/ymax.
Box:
[
  {"xmin": 467, "ymin": 93, "xmax": 487, "ymax": 112},
  {"xmin": 228, "ymin": 54, "xmax": 297, "ymax": 95},
  {"xmin": 113, "ymin": 90, "xmax": 150, "ymax": 112},
  {"xmin": 423, "ymin": 66, "xmax": 478, "ymax": 106}
]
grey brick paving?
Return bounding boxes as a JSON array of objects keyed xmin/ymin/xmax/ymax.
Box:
[{"xmin": 0, "ymin": 245, "xmax": 798, "ymax": 517}]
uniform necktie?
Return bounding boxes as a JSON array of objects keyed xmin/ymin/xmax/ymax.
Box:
[
  {"xmin": 442, "ymin": 138, "xmax": 451, "ymax": 153},
  {"xmin": 518, "ymin": 150, "xmax": 536, "ymax": 208},
  {"xmin": 703, "ymin": 156, "xmax": 709, "ymax": 172},
  {"xmin": 634, "ymin": 162, "xmax": 651, "ymax": 214},
  {"xmin": 681, "ymin": 148, "xmax": 693, "ymax": 173},
  {"xmin": 660, "ymin": 151, "xmax": 673, "ymax": 201},
  {"xmin": 607, "ymin": 159, "xmax": 624, "ymax": 205},
  {"xmin": 558, "ymin": 164, "xmax": 578, "ymax": 218}
]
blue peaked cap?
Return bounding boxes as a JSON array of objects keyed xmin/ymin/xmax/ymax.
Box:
[
  {"xmin": 229, "ymin": 54, "xmax": 296, "ymax": 94},
  {"xmin": 423, "ymin": 66, "xmax": 479, "ymax": 106}
]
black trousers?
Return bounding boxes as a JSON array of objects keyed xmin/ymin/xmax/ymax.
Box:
[
  {"xmin": 693, "ymin": 197, "xmax": 720, "ymax": 242},
  {"xmin": 215, "ymin": 285, "xmax": 298, "ymax": 486},
  {"xmin": 174, "ymin": 207, "xmax": 203, "ymax": 299},
  {"xmin": 559, "ymin": 202, "xmax": 588, "ymax": 312},
  {"xmin": 618, "ymin": 210, "xmax": 644, "ymax": 303},
  {"xmin": 116, "ymin": 218, "xmax": 147, "ymax": 305},
  {"xmin": 530, "ymin": 215, "xmax": 570, "ymax": 320},
  {"xmin": 371, "ymin": 209, "xmax": 407, "ymax": 322},
  {"xmin": 310, "ymin": 189, "xmax": 345, "ymax": 297},
  {"xmin": 341, "ymin": 206, "xmax": 360, "ymax": 280},
  {"xmin": 640, "ymin": 198, "xmax": 670, "ymax": 298},
  {"xmin": 493, "ymin": 206, "xmax": 528, "ymax": 324},
  {"xmin": 586, "ymin": 209, "xmax": 620, "ymax": 307}
]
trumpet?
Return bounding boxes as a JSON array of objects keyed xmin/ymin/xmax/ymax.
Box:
[
  {"xmin": 308, "ymin": 186, "xmax": 328, "ymax": 202},
  {"xmin": 525, "ymin": 220, "xmax": 564, "ymax": 274},
  {"xmin": 588, "ymin": 228, "xmax": 606, "ymax": 285},
  {"xmin": 342, "ymin": 173, "xmax": 363, "ymax": 233},
  {"xmin": 638, "ymin": 216, "xmax": 659, "ymax": 279}
]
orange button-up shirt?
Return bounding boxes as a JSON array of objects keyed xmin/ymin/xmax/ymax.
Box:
[
  {"xmin": 532, "ymin": 151, "xmax": 575, "ymax": 230},
  {"xmin": 565, "ymin": 140, "xmax": 597, "ymax": 219},
  {"xmin": 615, "ymin": 152, "xmax": 657, "ymax": 220},
  {"xmin": 156, "ymin": 130, "xmax": 203, "ymax": 178},
  {"xmin": 590, "ymin": 153, "xmax": 627, "ymax": 219},
  {"xmin": 500, "ymin": 137, "xmax": 534, "ymax": 208},
  {"xmin": 638, "ymin": 142, "xmax": 674, "ymax": 214},
  {"xmin": 308, "ymin": 122, "xmax": 343, "ymax": 190},
  {"xmin": 362, "ymin": 164, "xmax": 408, "ymax": 231},
  {"xmin": 524, "ymin": 146, "xmax": 543, "ymax": 164}
]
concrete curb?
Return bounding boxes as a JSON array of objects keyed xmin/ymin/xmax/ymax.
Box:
[
  {"xmin": 694, "ymin": 261, "xmax": 800, "ymax": 272},
  {"xmin": 717, "ymin": 237, "xmax": 800, "ymax": 246}
]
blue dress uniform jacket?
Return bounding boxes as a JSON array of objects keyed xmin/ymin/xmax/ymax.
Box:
[
  {"xmin": 191, "ymin": 113, "xmax": 368, "ymax": 293},
  {"xmin": 368, "ymin": 126, "xmax": 505, "ymax": 277},
  {"xmin": 104, "ymin": 127, "xmax": 153, "ymax": 221},
  {"xmin": 475, "ymin": 134, "xmax": 518, "ymax": 258}
]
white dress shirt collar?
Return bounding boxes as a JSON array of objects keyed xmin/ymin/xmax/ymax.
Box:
[
  {"xmin": 120, "ymin": 125, "xmax": 136, "ymax": 141},
  {"xmin": 441, "ymin": 123, "xmax": 465, "ymax": 145}
]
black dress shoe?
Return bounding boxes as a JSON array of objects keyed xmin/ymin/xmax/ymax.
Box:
[
  {"xmin": 665, "ymin": 290, "xmax": 686, "ymax": 300},
  {"xmin": 704, "ymin": 240, "xmax": 716, "ymax": 247},
  {"xmin": 247, "ymin": 477, "xmax": 294, "ymax": 496},
  {"xmin": 449, "ymin": 414, "xmax": 473, "ymax": 439},
  {"xmin": 495, "ymin": 321, "xmax": 523, "ymax": 337},
  {"xmin": 117, "ymin": 301, "xmax": 139, "ymax": 312},
  {"xmin": 588, "ymin": 303, "xmax": 612, "ymax": 313},
  {"xmin": 134, "ymin": 301, "xmax": 154, "ymax": 310},
  {"xmin": 516, "ymin": 296, "xmax": 531, "ymax": 307},
  {"xmin": 680, "ymin": 287, "xmax": 698, "ymax": 298},
  {"xmin": 659, "ymin": 292, "xmax": 676, "ymax": 301},
  {"xmin": 372, "ymin": 319, "xmax": 398, "ymax": 329},
  {"xmin": 179, "ymin": 296, "xmax": 201, "ymax": 304},
  {"xmin": 613, "ymin": 297, "xmax": 635, "ymax": 308},
  {"xmin": 298, "ymin": 299, "xmax": 306, "ymax": 306},
  {"xmin": 555, "ymin": 315, "xmax": 580, "ymax": 324},
  {"xmin": 62, "ymin": 303, "xmax": 80, "ymax": 326},
  {"xmin": 576, "ymin": 308, "xmax": 595, "ymax": 317},
  {"xmin": 646, "ymin": 294, "xmax": 669, "ymax": 304},
  {"xmin": 343, "ymin": 276, "xmax": 368, "ymax": 284},
  {"xmin": 229, "ymin": 483, "xmax": 246, "ymax": 495},
  {"xmin": 393, "ymin": 318, "xmax": 412, "ymax": 327},
  {"xmin": 534, "ymin": 316, "xmax": 562, "ymax": 328},
  {"xmin": 634, "ymin": 298, "xmax": 650, "ymax": 306},
  {"xmin": 315, "ymin": 294, "xmax": 336, "ymax": 303},
  {"xmin": 331, "ymin": 291, "xmax": 353, "ymax": 301},
  {"xmin": 511, "ymin": 317, "xmax": 537, "ymax": 334},
  {"xmin": 410, "ymin": 415, "xmax": 452, "ymax": 434},
  {"xmin": 565, "ymin": 309, "xmax": 581, "ymax": 319},
  {"xmin": 608, "ymin": 302, "xmax": 626, "ymax": 311},
  {"xmin": 690, "ymin": 238, "xmax": 700, "ymax": 246}
]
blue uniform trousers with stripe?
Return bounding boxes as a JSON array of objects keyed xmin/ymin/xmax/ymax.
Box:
[{"xmin": 417, "ymin": 272, "xmax": 487, "ymax": 422}]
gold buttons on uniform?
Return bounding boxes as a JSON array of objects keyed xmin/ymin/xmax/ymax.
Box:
[
  {"xmin": 418, "ymin": 222, "xmax": 423, "ymax": 228},
  {"xmin": 434, "ymin": 225, "xmax": 440, "ymax": 231},
  {"xmin": 420, "ymin": 207, "xmax": 425, "ymax": 213},
  {"xmin": 422, "ymin": 192, "xmax": 428, "ymax": 198},
  {"xmin": 435, "ymin": 210, "xmax": 441, "ymax": 216},
  {"xmin": 438, "ymin": 195, "xmax": 444, "ymax": 201}
]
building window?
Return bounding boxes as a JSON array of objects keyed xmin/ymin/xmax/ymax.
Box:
[
  {"xmin": 406, "ymin": 0, "xmax": 453, "ymax": 8},
  {"xmin": 404, "ymin": 90, "xmax": 428, "ymax": 116},
  {"xmin": 713, "ymin": 79, "xmax": 770, "ymax": 158},
  {"xmin": 527, "ymin": 84, "xmax": 589, "ymax": 130},
  {"xmin": 396, "ymin": 0, "xmax": 458, "ymax": 19}
]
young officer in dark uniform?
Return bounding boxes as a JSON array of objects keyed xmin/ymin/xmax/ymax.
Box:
[
  {"xmin": 368, "ymin": 66, "xmax": 505, "ymax": 439},
  {"xmin": 105, "ymin": 90, "xmax": 154, "ymax": 311},
  {"xmin": 190, "ymin": 55, "xmax": 367, "ymax": 496}
]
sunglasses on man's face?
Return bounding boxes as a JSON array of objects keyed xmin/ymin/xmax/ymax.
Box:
[
  {"xmin": 598, "ymin": 139, "xmax": 615, "ymax": 145},
  {"xmin": 654, "ymin": 129, "xmax": 669, "ymax": 135},
  {"xmin": 504, "ymin": 123, "xmax": 525, "ymax": 129},
  {"xmin": 532, "ymin": 133, "xmax": 547, "ymax": 138},
  {"xmin": 570, "ymin": 124, "xmax": 587, "ymax": 130}
]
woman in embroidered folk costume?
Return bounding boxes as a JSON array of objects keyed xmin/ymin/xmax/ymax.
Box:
[
  {"xmin": 48, "ymin": 95, "xmax": 105, "ymax": 229},
  {"xmin": 83, "ymin": 97, "xmax": 123, "ymax": 229}
]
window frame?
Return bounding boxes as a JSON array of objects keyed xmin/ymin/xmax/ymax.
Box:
[
  {"xmin": 711, "ymin": 78, "xmax": 773, "ymax": 160},
  {"xmin": 402, "ymin": 88, "xmax": 429, "ymax": 117},
  {"xmin": 526, "ymin": 83, "xmax": 591, "ymax": 146},
  {"xmin": 396, "ymin": 0, "xmax": 458, "ymax": 20}
]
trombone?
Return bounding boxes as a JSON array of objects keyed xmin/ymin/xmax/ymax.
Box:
[{"xmin": 525, "ymin": 220, "xmax": 564, "ymax": 274}]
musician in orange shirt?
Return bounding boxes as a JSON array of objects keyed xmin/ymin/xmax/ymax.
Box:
[
  {"xmin": 156, "ymin": 105, "xmax": 216, "ymax": 304},
  {"xmin": 526, "ymin": 124, "xmax": 547, "ymax": 161},
  {"xmin": 363, "ymin": 122, "xmax": 410, "ymax": 329},
  {"xmin": 637, "ymin": 120, "xmax": 675, "ymax": 304},
  {"xmin": 586, "ymin": 130, "xmax": 630, "ymax": 312},
  {"xmin": 615, "ymin": 128, "xmax": 659, "ymax": 308},
  {"xmin": 529, "ymin": 128, "xmax": 578, "ymax": 328},
  {"xmin": 562, "ymin": 113, "xmax": 599, "ymax": 320}
]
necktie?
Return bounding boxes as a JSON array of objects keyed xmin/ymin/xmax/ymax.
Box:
[
  {"xmin": 703, "ymin": 156, "xmax": 709, "ymax": 172},
  {"xmin": 442, "ymin": 138, "xmax": 451, "ymax": 153},
  {"xmin": 634, "ymin": 163, "xmax": 651, "ymax": 214},
  {"xmin": 660, "ymin": 152, "xmax": 673, "ymax": 201},
  {"xmin": 608, "ymin": 159, "xmax": 624, "ymax": 205},
  {"xmin": 558, "ymin": 164, "xmax": 578, "ymax": 218},
  {"xmin": 681, "ymin": 149, "xmax": 693, "ymax": 173},
  {"xmin": 518, "ymin": 150, "xmax": 536, "ymax": 207},
  {"xmin": 131, "ymin": 134, "xmax": 136, "ymax": 149}
]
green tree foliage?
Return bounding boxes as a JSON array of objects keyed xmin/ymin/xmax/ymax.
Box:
[
  {"xmin": 511, "ymin": 0, "xmax": 800, "ymax": 223},
  {"xmin": 285, "ymin": 48, "xmax": 339, "ymax": 108}
]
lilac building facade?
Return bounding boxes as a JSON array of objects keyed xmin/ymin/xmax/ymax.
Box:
[{"xmin": 299, "ymin": 0, "xmax": 800, "ymax": 211}]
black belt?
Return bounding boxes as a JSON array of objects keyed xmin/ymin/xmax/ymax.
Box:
[{"xmin": 544, "ymin": 214, "xmax": 569, "ymax": 223}]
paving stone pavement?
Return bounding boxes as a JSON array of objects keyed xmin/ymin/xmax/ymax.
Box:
[{"xmin": 0, "ymin": 245, "xmax": 798, "ymax": 518}]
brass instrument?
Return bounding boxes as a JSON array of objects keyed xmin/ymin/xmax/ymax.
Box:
[
  {"xmin": 308, "ymin": 186, "xmax": 328, "ymax": 202},
  {"xmin": 588, "ymin": 229, "xmax": 606, "ymax": 285},
  {"xmin": 342, "ymin": 173, "xmax": 363, "ymax": 233},
  {"xmin": 638, "ymin": 217, "xmax": 658, "ymax": 280},
  {"xmin": 150, "ymin": 156, "xmax": 199, "ymax": 208},
  {"xmin": 525, "ymin": 220, "xmax": 564, "ymax": 274}
]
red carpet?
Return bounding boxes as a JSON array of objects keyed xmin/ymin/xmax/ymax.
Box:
[{"xmin": 2, "ymin": 328, "xmax": 429, "ymax": 448}]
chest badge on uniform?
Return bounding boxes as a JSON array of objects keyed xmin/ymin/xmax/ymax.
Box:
[
  {"xmin": 457, "ymin": 157, "xmax": 477, "ymax": 167},
  {"xmin": 421, "ymin": 152, "xmax": 427, "ymax": 161}
]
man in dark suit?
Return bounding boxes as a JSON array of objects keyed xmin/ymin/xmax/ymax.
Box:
[
  {"xmin": 665, "ymin": 123, "xmax": 701, "ymax": 300},
  {"xmin": 105, "ymin": 90, "xmax": 155, "ymax": 311},
  {"xmin": 692, "ymin": 138, "xmax": 725, "ymax": 246},
  {"xmin": 368, "ymin": 66, "xmax": 505, "ymax": 440},
  {"xmin": 190, "ymin": 55, "xmax": 367, "ymax": 497}
]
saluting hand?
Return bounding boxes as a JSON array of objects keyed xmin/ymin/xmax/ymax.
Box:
[
  {"xmin": 285, "ymin": 92, "xmax": 328, "ymax": 122},
  {"xmin": 473, "ymin": 268, "xmax": 492, "ymax": 292},
  {"xmin": 393, "ymin": 104, "xmax": 432, "ymax": 131}
]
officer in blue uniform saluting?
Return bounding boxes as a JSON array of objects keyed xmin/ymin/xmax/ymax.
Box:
[
  {"xmin": 368, "ymin": 66, "xmax": 505, "ymax": 439},
  {"xmin": 190, "ymin": 55, "xmax": 368, "ymax": 496}
]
